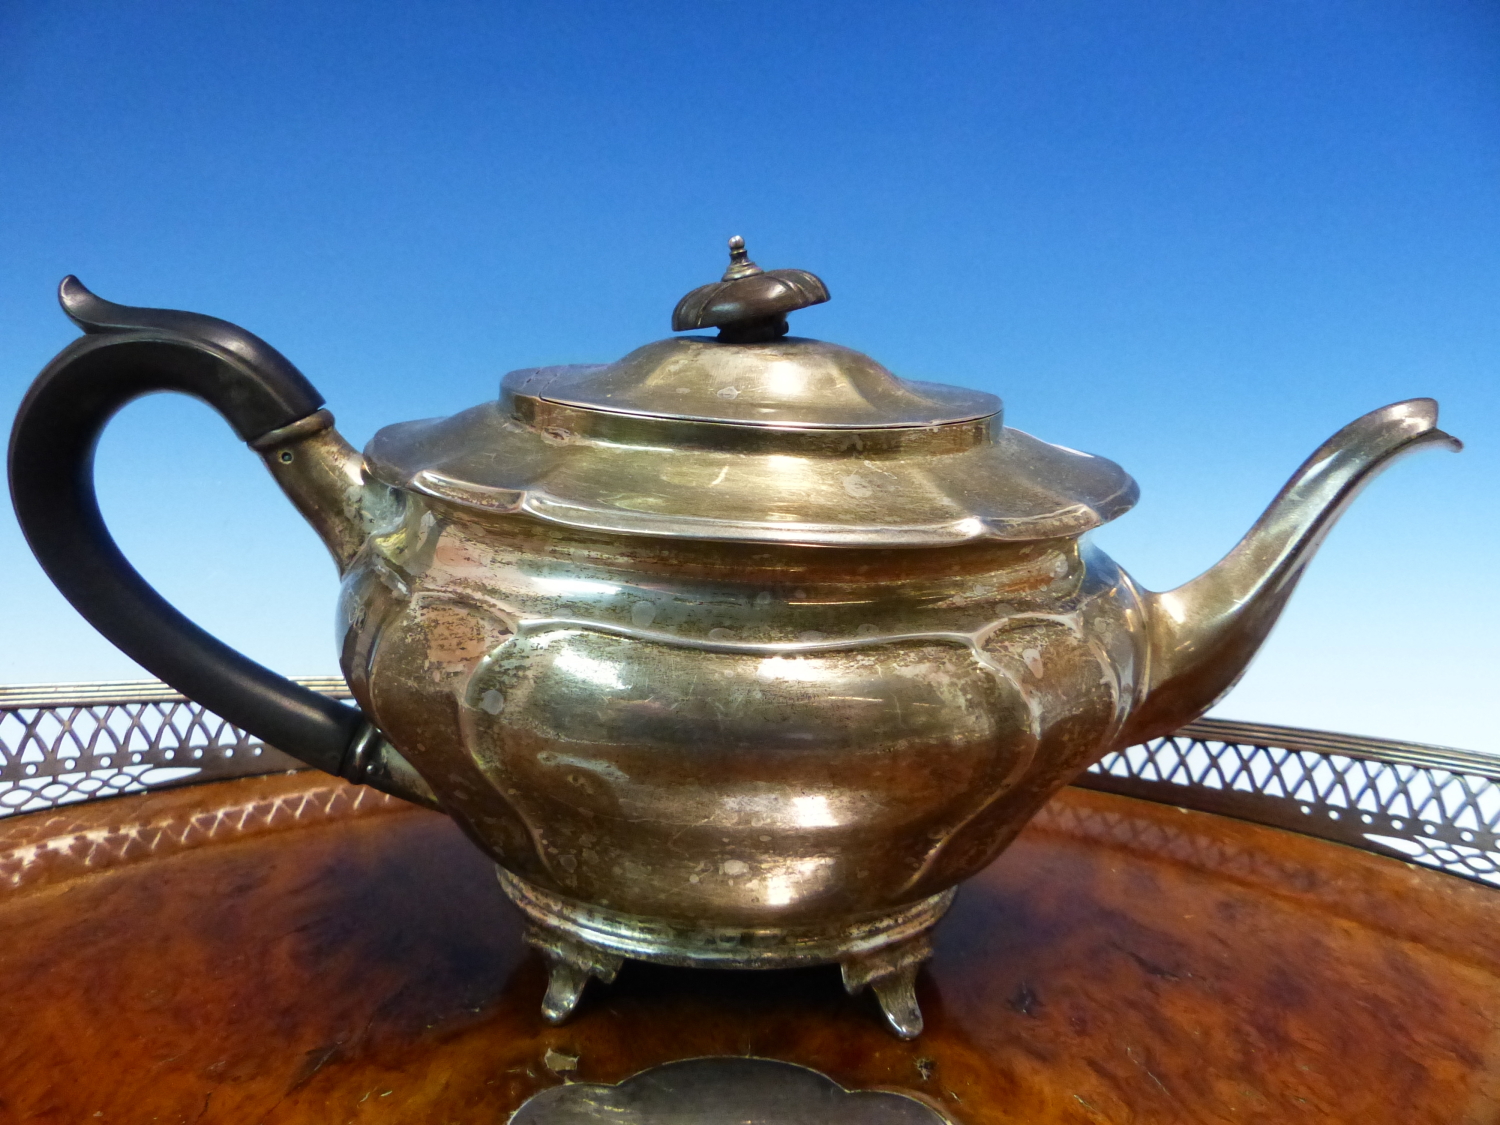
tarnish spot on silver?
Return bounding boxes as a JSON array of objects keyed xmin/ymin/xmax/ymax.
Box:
[
  {"xmin": 536, "ymin": 750, "xmax": 631, "ymax": 784},
  {"xmin": 507, "ymin": 1056, "xmax": 957, "ymax": 1124}
]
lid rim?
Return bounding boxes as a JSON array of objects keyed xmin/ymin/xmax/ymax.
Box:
[
  {"xmin": 365, "ymin": 408, "xmax": 1140, "ymax": 549},
  {"xmin": 395, "ymin": 476, "xmax": 1138, "ymax": 548},
  {"xmin": 530, "ymin": 397, "xmax": 1003, "ymax": 432}
]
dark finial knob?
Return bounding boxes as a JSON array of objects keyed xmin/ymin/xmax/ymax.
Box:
[
  {"xmin": 672, "ymin": 237, "xmax": 830, "ymax": 343},
  {"xmin": 722, "ymin": 235, "xmax": 761, "ymax": 281}
]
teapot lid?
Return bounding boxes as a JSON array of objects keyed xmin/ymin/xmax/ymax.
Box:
[{"xmin": 365, "ymin": 239, "xmax": 1138, "ymax": 547}]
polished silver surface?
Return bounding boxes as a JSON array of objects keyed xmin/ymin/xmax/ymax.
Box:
[
  {"xmin": 363, "ymin": 402, "xmax": 1136, "ymax": 544},
  {"xmin": 508, "ymin": 1056, "xmax": 957, "ymax": 1124},
  {"xmin": 520, "ymin": 338, "xmax": 1000, "ymax": 428},
  {"xmin": 499, "ymin": 868, "xmax": 954, "ymax": 969}
]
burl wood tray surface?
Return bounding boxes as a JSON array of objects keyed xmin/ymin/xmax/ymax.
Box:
[{"xmin": 1, "ymin": 772, "xmax": 1496, "ymax": 1124}]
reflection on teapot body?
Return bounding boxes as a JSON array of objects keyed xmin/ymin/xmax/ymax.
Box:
[{"xmin": 9, "ymin": 240, "xmax": 1460, "ymax": 1037}]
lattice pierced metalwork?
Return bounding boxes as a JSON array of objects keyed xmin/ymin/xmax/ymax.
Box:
[
  {"xmin": 0, "ymin": 678, "xmax": 349, "ymax": 819},
  {"xmin": 1079, "ymin": 718, "xmax": 1500, "ymax": 888}
]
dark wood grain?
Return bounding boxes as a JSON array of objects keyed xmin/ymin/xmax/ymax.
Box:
[{"xmin": 1, "ymin": 773, "xmax": 1497, "ymax": 1124}]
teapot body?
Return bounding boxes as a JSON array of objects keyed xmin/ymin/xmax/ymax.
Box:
[{"xmin": 339, "ymin": 492, "xmax": 1145, "ymax": 925}]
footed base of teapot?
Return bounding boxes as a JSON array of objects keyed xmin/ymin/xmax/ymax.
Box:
[{"xmin": 495, "ymin": 868, "xmax": 954, "ymax": 1039}]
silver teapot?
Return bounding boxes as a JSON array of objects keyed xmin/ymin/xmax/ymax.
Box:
[{"xmin": 9, "ymin": 239, "xmax": 1459, "ymax": 1036}]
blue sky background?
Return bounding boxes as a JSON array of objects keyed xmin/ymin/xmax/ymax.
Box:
[{"xmin": 1, "ymin": 1, "xmax": 1495, "ymax": 752}]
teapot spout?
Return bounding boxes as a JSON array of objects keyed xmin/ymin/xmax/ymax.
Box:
[{"xmin": 1117, "ymin": 399, "xmax": 1461, "ymax": 748}]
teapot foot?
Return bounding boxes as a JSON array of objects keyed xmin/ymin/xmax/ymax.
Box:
[
  {"xmin": 840, "ymin": 934, "xmax": 931, "ymax": 1039},
  {"xmin": 525, "ymin": 924, "xmax": 623, "ymax": 1024},
  {"xmin": 498, "ymin": 866, "xmax": 950, "ymax": 1036}
]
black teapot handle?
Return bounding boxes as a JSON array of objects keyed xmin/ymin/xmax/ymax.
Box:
[{"xmin": 8, "ymin": 277, "xmax": 372, "ymax": 777}]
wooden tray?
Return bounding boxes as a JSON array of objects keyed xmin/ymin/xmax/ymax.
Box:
[{"xmin": 2, "ymin": 771, "xmax": 1497, "ymax": 1123}]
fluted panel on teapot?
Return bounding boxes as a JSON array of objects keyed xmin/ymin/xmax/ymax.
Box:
[
  {"xmin": 338, "ymin": 560, "xmax": 543, "ymax": 879},
  {"xmin": 336, "ymin": 500, "xmax": 1150, "ymax": 926},
  {"xmin": 459, "ymin": 628, "xmax": 1019, "ymax": 924},
  {"xmin": 897, "ymin": 549, "xmax": 1145, "ymax": 897}
]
